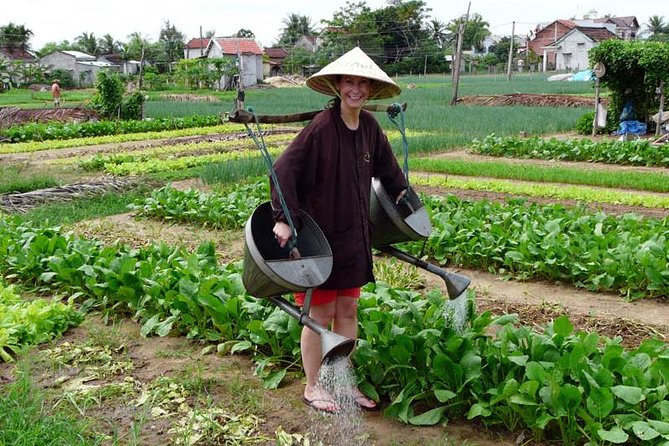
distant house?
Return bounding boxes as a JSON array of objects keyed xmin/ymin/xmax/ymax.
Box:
[
  {"xmin": 39, "ymin": 50, "xmax": 117, "ymax": 87},
  {"xmin": 98, "ymin": 54, "xmax": 142, "ymax": 75},
  {"xmin": 0, "ymin": 47, "xmax": 38, "ymax": 87},
  {"xmin": 549, "ymin": 27, "xmax": 617, "ymax": 71},
  {"xmin": 481, "ymin": 35, "xmax": 502, "ymax": 55},
  {"xmin": 0, "ymin": 47, "xmax": 37, "ymax": 63},
  {"xmin": 594, "ymin": 16, "xmax": 639, "ymax": 40},
  {"xmin": 528, "ymin": 20, "xmax": 577, "ymax": 69},
  {"xmin": 294, "ymin": 35, "xmax": 319, "ymax": 52},
  {"xmin": 528, "ymin": 17, "xmax": 629, "ymax": 70},
  {"xmin": 263, "ymin": 47, "xmax": 289, "ymax": 77},
  {"xmin": 203, "ymin": 37, "xmax": 264, "ymax": 89},
  {"xmin": 184, "ymin": 37, "xmax": 211, "ymax": 59}
]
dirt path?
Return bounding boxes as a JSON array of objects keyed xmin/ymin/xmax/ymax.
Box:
[
  {"xmin": 432, "ymin": 148, "xmax": 669, "ymax": 176},
  {"xmin": 422, "ymin": 267, "xmax": 667, "ymax": 345}
]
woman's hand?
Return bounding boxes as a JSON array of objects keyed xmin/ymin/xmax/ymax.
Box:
[
  {"xmin": 395, "ymin": 188, "xmax": 407, "ymax": 204},
  {"xmin": 272, "ymin": 221, "xmax": 292, "ymax": 248}
]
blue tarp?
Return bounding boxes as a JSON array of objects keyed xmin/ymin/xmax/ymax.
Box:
[
  {"xmin": 569, "ymin": 69, "xmax": 594, "ymax": 81},
  {"xmin": 614, "ymin": 120, "xmax": 647, "ymax": 135}
]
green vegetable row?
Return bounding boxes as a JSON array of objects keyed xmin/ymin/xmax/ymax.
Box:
[
  {"xmin": 0, "ymin": 124, "xmax": 245, "ymax": 155},
  {"xmin": 0, "ymin": 217, "xmax": 665, "ymax": 444},
  {"xmin": 129, "ymin": 179, "xmax": 669, "ymax": 300},
  {"xmin": 416, "ymin": 194, "xmax": 669, "ymax": 300},
  {"xmin": 472, "ymin": 134, "xmax": 669, "ymax": 167},
  {"xmin": 1, "ymin": 115, "xmax": 222, "ymax": 143},
  {"xmin": 127, "ymin": 183, "xmax": 269, "ymax": 229}
]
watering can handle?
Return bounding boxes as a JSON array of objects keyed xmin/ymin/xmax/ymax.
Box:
[
  {"xmin": 386, "ymin": 102, "xmax": 411, "ymax": 187},
  {"xmin": 243, "ymin": 109, "xmax": 298, "ymax": 250}
]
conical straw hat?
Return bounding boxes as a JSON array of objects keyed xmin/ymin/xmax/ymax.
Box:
[{"xmin": 306, "ymin": 47, "xmax": 400, "ymax": 100}]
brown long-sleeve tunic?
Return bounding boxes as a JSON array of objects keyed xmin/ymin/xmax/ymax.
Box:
[{"xmin": 271, "ymin": 103, "xmax": 407, "ymax": 289}]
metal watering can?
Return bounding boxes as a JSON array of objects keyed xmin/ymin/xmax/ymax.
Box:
[
  {"xmin": 242, "ymin": 202, "xmax": 355, "ymax": 363},
  {"xmin": 369, "ymin": 178, "xmax": 471, "ymax": 299}
]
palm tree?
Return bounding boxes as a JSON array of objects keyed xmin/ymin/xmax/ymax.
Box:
[
  {"xmin": 427, "ymin": 19, "xmax": 447, "ymax": 49},
  {"xmin": 447, "ymin": 13, "xmax": 491, "ymax": 53},
  {"xmin": 75, "ymin": 32, "xmax": 99, "ymax": 55},
  {"xmin": 279, "ymin": 13, "xmax": 315, "ymax": 47},
  {"xmin": 646, "ymin": 15, "xmax": 668, "ymax": 36},
  {"xmin": 0, "ymin": 23, "xmax": 33, "ymax": 51},
  {"xmin": 98, "ymin": 34, "xmax": 120, "ymax": 55}
]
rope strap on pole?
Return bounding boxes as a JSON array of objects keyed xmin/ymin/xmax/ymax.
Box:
[
  {"xmin": 244, "ymin": 107, "xmax": 298, "ymax": 252},
  {"xmin": 386, "ymin": 102, "xmax": 411, "ymax": 187}
]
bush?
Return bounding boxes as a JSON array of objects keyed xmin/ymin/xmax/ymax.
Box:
[
  {"xmin": 575, "ymin": 111, "xmax": 615, "ymax": 135},
  {"xmin": 121, "ymin": 92, "xmax": 145, "ymax": 120}
]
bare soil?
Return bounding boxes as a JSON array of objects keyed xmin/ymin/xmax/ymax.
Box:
[{"xmin": 456, "ymin": 93, "xmax": 607, "ymax": 108}]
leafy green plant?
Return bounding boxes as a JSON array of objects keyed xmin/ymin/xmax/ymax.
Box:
[
  {"xmin": 128, "ymin": 182, "xmax": 269, "ymax": 230},
  {"xmin": 471, "ymin": 134, "xmax": 669, "ymax": 167},
  {"xmin": 0, "ymin": 282, "xmax": 83, "ymax": 362},
  {"xmin": 413, "ymin": 194, "xmax": 669, "ymax": 300}
]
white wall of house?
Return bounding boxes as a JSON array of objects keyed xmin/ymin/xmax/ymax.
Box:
[
  {"xmin": 207, "ymin": 46, "xmax": 262, "ymax": 89},
  {"xmin": 40, "ymin": 51, "xmax": 121, "ymax": 86},
  {"xmin": 554, "ymin": 30, "xmax": 594, "ymax": 71}
]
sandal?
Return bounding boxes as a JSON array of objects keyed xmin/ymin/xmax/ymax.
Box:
[{"xmin": 302, "ymin": 396, "xmax": 339, "ymax": 414}]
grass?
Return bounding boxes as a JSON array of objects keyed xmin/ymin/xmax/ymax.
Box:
[
  {"xmin": 18, "ymin": 187, "xmax": 153, "ymax": 225},
  {"xmin": 199, "ymin": 158, "xmax": 269, "ymax": 185},
  {"xmin": 410, "ymin": 157, "xmax": 669, "ymax": 193},
  {"xmin": 0, "ymin": 87, "xmax": 95, "ymax": 108},
  {"xmin": 0, "ymin": 164, "xmax": 60, "ymax": 194},
  {"xmin": 0, "ymin": 369, "xmax": 98, "ymax": 445}
]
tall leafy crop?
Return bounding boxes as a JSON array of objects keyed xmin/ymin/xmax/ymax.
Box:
[
  {"xmin": 417, "ymin": 195, "xmax": 669, "ymax": 300},
  {"xmin": 471, "ymin": 134, "xmax": 669, "ymax": 167}
]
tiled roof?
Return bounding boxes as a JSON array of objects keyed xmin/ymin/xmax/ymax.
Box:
[
  {"xmin": 577, "ymin": 26, "xmax": 617, "ymax": 42},
  {"xmin": 0, "ymin": 47, "xmax": 36, "ymax": 61},
  {"xmin": 214, "ymin": 37, "xmax": 263, "ymax": 55},
  {"xmin": 186, "ymin": 38, "xmax": 211, "ymax": 49},
  {"xmin": 264, "ymin": 47, "xmax": 289, "ymax": 58}
]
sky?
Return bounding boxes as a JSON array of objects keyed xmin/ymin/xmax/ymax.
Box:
[{"xmin": 5, "ymin": 0, "xmax": 663, "ymax": 51}]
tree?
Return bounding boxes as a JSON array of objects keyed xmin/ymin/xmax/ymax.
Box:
[
  {"xmin": 236, "ymin": 29, "xmax": 255, "ymax": 38},
  {"xmin": 590, "ymin": 40, "xmax": 669, "ymax": 127},
  {"xmin": 447, "ymin": 13, "xmax": 490, "ymax": 53},
  {"xmin": 121, "ymin": 32, "xmax": 157, "ymax": 62},
  {"xmin": 157, "ymin": 20, "xmax": 185, "ymax": 72},
  {"xmin": 645, "ymin": 15, "xmax": 669, "ymax": 41},
  {"xmin": 427, "ymin": 19, "xmax": 447, "ymax": 49},
  {"xmin": 0, "ymin": 23, "xmax": 33, "ymax": 51},
  {"xmin": 278, "ymin": 13, "xmax": 315, "ymax": 46},
  {"xmin": 75, "ymin": 32, "xmax": 99, "ymax": 55},
  {"xmin": 319, "ymin": 0, "xmax": 443, "ymax": 75},
  {"xmin": 37, "ymin": 40, "xmax": 73, "ymax": 57},
  {"xmin": 90, "ymin": 70, "xmax": 125, "ymax": 119},
  {"xmin": 98, "ymin": 34, "xmax": 120, "ymax": 55}
]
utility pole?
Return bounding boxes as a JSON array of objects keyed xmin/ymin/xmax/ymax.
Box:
[
  {"xmin": 657, "ymin": 80, "xmax": 665, "ymax": 137},
  {"xmin": 199, "ymin": 26, "xmax": 204, "ymax": 57},
  {"xmin": 507, "ymin": 21, "xmax": 515, "ymax": 81},
  {"xmin": 450, "ymin": 1, "xmax": 470, "ymax": 106}
]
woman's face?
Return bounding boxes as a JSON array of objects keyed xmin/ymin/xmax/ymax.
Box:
[{"xmin": 336, "ymin": 75, "xmax": 371, "ymax": 110}]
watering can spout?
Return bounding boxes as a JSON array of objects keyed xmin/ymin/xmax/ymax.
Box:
[
  {"xmin": 320, "ymin": 331, "xmax": 356, "ymax": 363},
  {"xmin": 268, "ymin": 296, "xmax": 355, "ymax": 364}
]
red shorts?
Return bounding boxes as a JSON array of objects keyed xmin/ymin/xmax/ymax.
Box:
[{"xmin": 294, "ymin": 287, "xmax": 361, "ymax": 306}]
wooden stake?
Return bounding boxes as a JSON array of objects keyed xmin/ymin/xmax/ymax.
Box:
[{"xmin": 450, "ymin": 2, "xmax": 471, "ymax": 106}]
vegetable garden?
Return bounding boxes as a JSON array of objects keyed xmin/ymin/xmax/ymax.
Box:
[{"xmin": 0, "ymin": 72, "xmax": 668, "ymax": 446}]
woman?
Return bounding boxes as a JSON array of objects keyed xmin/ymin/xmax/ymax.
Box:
[{"xmin": 271, "ymin": 47, "xmax": 407, "ymax": 413}]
